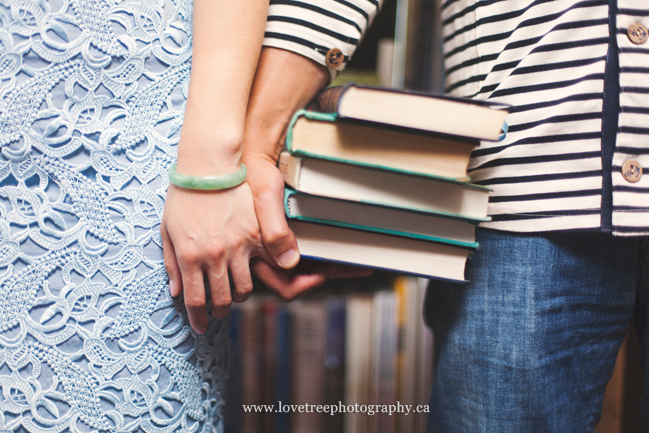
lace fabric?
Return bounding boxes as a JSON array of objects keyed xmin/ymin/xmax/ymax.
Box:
[{"xmin": 0, "ymin": 1, "xmax": 228, "ymax": 432}]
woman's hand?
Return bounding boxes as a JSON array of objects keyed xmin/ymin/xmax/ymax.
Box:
[{"xmin": 160, "ymin": 181, "xmax": 267, "ymax": 334}]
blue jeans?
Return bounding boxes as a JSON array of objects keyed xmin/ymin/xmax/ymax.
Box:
[{"xmin": 425, "ymin": 228, "xmax": 649, "ymax": 432}]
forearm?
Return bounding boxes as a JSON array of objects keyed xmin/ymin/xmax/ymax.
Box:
[
  {"xmin": 177, "ymin": 0, "xmax": 268, "ymax": 175},
  {"xmin": 241, "ymin": 46, "xmax": 374, "ymax": 294},
  {"xmin": 242, "ymin": 47, "xmax": 329, "ymax": 166}
]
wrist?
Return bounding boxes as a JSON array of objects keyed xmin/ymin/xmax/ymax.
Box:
[
  {"xmin": 176, "ymin": 134, "xmax": 243, "ymax": 176},
  {"xmin": 176, "ymin": 94, "xmax": 246, "ymax": 175},
  {"xmin": 242, "ymin": 48, "xmax": 329, "ymax": 164}
]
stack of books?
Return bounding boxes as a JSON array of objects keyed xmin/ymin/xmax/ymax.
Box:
[{"xmin": 280, "ymin": 84, "xmax": 509, "ymax": 282}]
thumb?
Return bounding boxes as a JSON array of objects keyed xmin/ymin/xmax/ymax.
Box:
[{"xmin": 249, "ymin": 163, "xmax": 300, "ymax": 269}]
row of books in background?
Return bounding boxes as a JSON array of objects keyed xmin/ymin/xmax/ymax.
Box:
[
  {"xmin": 225, "ymin": 276, "xmax": 433, "ymax": 433},
  {"xmin": 281, "ymin": 84, "xmax": 509, "ymax": 281}
]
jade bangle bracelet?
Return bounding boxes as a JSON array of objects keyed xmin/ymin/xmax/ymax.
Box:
[{"xmin": 168, "ymin": 163, "xmax": 248, "ymax": 190}]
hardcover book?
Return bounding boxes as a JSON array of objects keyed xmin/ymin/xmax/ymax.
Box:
[
  {"xmin": 284, "ymin": 188, "xmax": 479, "ymax": 248},
  {"xmin": 225, "ymin": 307, "xmax": 243, "ymax": 433},
  {"xmin": 290, "ymin": 300, "xmax": 326, "ymax": 433},
  {"xmin": 370, "ymin": 290, "xmax": 399, "ymax": 433},
  {"xmin": 287, "ymin": 110, "xmax": 478, "ymax": 181},
  {"xmin": 279, "ymin": 152, "xmax": 491, "ymax": 221},
  {"xmin": 289, "ymin": 220, "xmax": 471, "ymax": 282},
  {"xmin": 313, "ymin": 84, "xmax": 509, "ymax": 141},
  {"xmin": 241, "ymin": 299, "xmax": 262, "ymax": 433},
  {"xmin": 395, "ymin": 277, "xmax": 422, "ymax": 432},
  {"xmin": 324, "ymin": 298, "xmax": 346, "ymax": 433},
  {"xmin": 344, "ymin": 295, "xmax": 374, "ymax": 433}
]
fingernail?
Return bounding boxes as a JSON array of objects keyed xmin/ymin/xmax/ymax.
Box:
[
  {"xmin": 169, "ymin": 280, "xmax": 176, "ymax": 297},
  {"xmin": 278, "ymin": 248, "xmax": 299, "ymax": 268}
]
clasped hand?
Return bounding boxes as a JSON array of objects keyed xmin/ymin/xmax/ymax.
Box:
[{"xmin": 161, "ymin": 159, "xmax": 372, "ymax": 334}]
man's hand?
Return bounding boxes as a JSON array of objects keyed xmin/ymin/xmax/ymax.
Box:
[
  {"xmin": 244, "ymin": 155, "xmax": 374, "ymax": 300},
  {"xmin": 251, "ymin": 257, "xmax": 374, "ymax": 302},
  {"xmin": 242, "ymin": 47, "xmax": 328, "ymax": 269},
  {"xmin": 243, "ymin": 48, "xmax": 372, "ymax": 299}
]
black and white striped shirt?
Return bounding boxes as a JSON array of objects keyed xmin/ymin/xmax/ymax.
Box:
[{"xmin": 263, "ymin": 0, "xmax": 649, "ymax": 236}]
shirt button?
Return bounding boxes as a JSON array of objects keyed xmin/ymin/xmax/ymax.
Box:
[
  {"xmin": 622, "ymin": 160, "xmax": 643, "ymax": 183},
  {"xmin": 628, "ymin": 22, "xmax": 648, "ymax": 45},
  {"xmin": 325, "ymin": 48, "xmax": 344, "ymax": 69}
]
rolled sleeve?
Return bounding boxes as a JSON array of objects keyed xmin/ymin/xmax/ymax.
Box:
[{"xmin": 263, "ymin": 0, "xmax": 382, "ymax": 81}]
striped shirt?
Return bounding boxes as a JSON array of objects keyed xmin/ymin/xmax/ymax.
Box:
[{"xmin": 263, "ymin": 0, "xmax": 649, "ymax": 236}]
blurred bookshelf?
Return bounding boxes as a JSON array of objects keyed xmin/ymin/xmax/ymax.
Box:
[
  {"xmin": 331, "ymin": 0, "xmax": 397, "ymax": 87},
  {"xmin": 225, "ymin": 273, "xmax": 434, "ymax": 433},
  {"xmin": 332, "ymin": 0, "xmax": 445, "ymax": 93}
]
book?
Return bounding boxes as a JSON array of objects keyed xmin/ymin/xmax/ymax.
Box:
[
  {"xmin": 286, "ymin": 110, "xmax": 477, "ymax": 181},
  {"xmin": 414, "ymin": 278, "xmax": 434, "ymax": 433},
  {"xmin": 241, "ymin": 299, "xmax": 262, "ymax": 433},
  {"xmin": 314, "ymin": 84, "xmax": 508, "ymax": 141},
  {"xmin": 323, "ymin": 298, "xmax": 346, "ymax": 433},
  {"xmin": 284, "ymin": 189, "xmax": 479, "ymax": 248},
  {"xmin": 289, "ymin": 220, "xmax": 470, "ymax": 282},
  {"xmin": 344, "ymin": 294, "xmax": 374, "ymax": 433},
  {"xmin": 370, "ymin": 290, "xmax": 399, "ymax": 433},
  {"xmin": 225, "ymin": 306, "xmax": 243, "ymax": 433},
  {"xmin": 395, "ymin": 277, "xmax": 423, "ymax": 433},
  {"xmin": 261, "ymin": 298, "xmax": 279, "ymax": 433},
  {"xmin": 290, "ymin": 300, "xmax": 326, "ymax": 433},
  {"xmin": 279, "ymin": 152, "xmax": 490, "ymax": 222},
  {"xmin": 275, "ymin": 305, "xmax": 292, "ymax": 433}
]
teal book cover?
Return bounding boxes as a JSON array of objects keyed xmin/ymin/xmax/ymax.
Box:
[
  {"xmin": 285, "ymin": 110, "xmax": 480, "ymax": 184},
  {"xmin": 284, "ymin": 188, "xmax": 480, "ymax": 249}
]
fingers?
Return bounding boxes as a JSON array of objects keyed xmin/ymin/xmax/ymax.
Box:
[
  {"xmin": 251, "ymin": 258, "xmax": 334, "ymax": 302},
  {"xmin": 249, "ymin": 164, "xmax": 300, "ymax": 269},
  {"xmin": 177, "ymin": 253, "xmax": 209, "ymax": 334},
  {"xmin": 258, "ymin": 199, "xmax": 299, "ymax": 268},
  {"xmin": 161, "ymin": 182, "xmax": 263, "ymax": 332},
  {"xmin": 161, "ymin": 225, "xmax": 182, "ymax": 297},
  {"xmin": 207, "ymin": 265, "xmax": 232, "ymax": 320},
  {"xmin": 163, "ymin": 221, "xmax": 209, "ymax": 334},
  {"xmin": 230, "ymin": 257, "xmax": 254, "ymax": 303}
]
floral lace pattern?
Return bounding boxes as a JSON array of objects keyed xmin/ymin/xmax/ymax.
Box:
[{"xmin": 0, "ymin": 1, "xmax": 228, "ymax": 432}]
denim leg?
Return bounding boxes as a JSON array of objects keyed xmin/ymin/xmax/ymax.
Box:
[
  {"xmin": 633, "ymin": 237, "xmax": 649, "ymax": 430},
  {"xmin": 425, "ymin": 229, "xmax": 643, "ymax": 433}
]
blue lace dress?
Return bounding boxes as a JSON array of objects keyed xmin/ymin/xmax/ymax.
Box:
[{"xmin": 0, "ymin": 1, "xmax": 228, "ymax": 432}]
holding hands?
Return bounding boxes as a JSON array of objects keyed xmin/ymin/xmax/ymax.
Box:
[{"xmin": 161, "ymin": 0, "xmax": 369, "ymax": 333}]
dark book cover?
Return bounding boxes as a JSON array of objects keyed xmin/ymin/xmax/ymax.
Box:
[
  {"xmin": 225, "ymin": 307, "xmax": 242, "ymax": 433},
  {"xmin": 324, "ymin": 298, "xmax": 346, "ymax": 432},
  {"xmin": 275, "ymin": 306, "xmax": 291, "ymax": 433},
  {"xmin": 261, "ymin": 299, "xmax": 278, "ymax": 433}
]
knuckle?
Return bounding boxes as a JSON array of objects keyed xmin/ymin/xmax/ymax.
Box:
[
  {"xmin": 177, "ymin": 247, "xmax": 200, "ymax": 266},
  {"xmin": 211, "ymin": 298, "xmax": 231, "ymax": 309},
  {"xmin": 184, "ymin": 294, "xmax": 205, "ymax": 310},
  {"xmin": 264, "ymin": 228, "xmax": 291, "ymax": 249},
  {"xmin": 246, "ymin": 226, "xmax": 263, "ymax": 245},
  {"xmin": 235, "ymin": 282, "xmax": 253, "ymax": 297},
  {"xmin": 278, "ymin": 291, "xmax": 297, "ymax": 303},
  {"xmin": 207, "ymin": 243, "xmax": 226, "ymax": 261}
]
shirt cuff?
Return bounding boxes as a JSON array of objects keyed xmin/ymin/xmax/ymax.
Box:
[{"xmin": 263, "ymin": 0, "xmax": 382, "ymax": 82}]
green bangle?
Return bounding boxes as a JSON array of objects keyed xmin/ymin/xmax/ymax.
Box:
[{"xmin": 168, "ymin": 163, "xmax": 247, "ymax": 190}]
